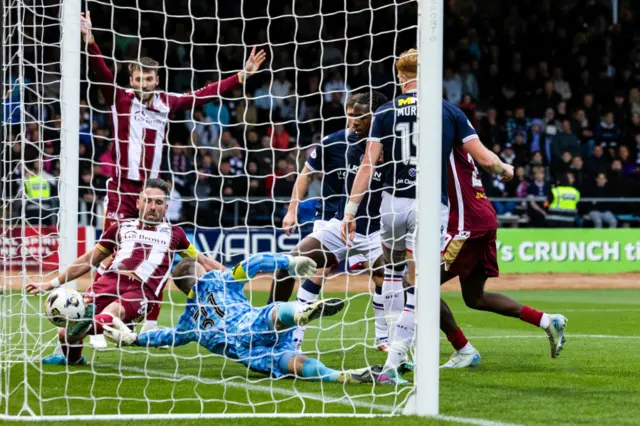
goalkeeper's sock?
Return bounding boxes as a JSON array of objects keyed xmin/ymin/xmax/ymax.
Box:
[
  {"xmin": 385, "ymin": 287, "xmax": 416, "ymax": 370},
  {"xmin": 372, "ymin": 284, "xmax": 388, "ymax": 342},
  {"xmin": 299, "ymin": 357, "xmax": 340, "ymax": 382},
  {"xmin": 92, "ymin": 313, "xmax": 114, "ymax": 335},
  {"xmin": 292, "ymin": 279, "xmax": 321, "ymax": 348}
]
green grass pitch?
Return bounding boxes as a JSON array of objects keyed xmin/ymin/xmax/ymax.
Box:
[{"xmin": 1, "ymin": 288, "xmax": 640, "ymax": 425}]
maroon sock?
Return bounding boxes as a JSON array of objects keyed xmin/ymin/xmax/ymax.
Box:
[
  {"xmin": 92, "ymin": 313, "xmax": 114, "ymax": 335},
  {"xmin": 61, "ymin": 337, "xmax": 84, "ymax": 364},
  {"xmin": 446, "ymin": 327, "xmax": 469, "ymax": 351},
  {"xmin": 520, "ymin": 306, "xmax": 544, "ymax": 327}
]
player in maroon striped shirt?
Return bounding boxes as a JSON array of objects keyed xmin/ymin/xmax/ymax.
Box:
[
  {"xmin": 80, "ymin": 11, "xmax": 265, "ymax": 330},
  {"xmin": 27, "ymin": 178, "xmax": 223, "ymax": 365},
  {"xmin": 439, "ymin": 137, "xmax": 568, "ymax": 368}
]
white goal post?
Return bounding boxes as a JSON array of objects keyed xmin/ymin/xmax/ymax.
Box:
[{"xmin": 1, "ymin": 0, "xmax": 443, "ymax": 420}]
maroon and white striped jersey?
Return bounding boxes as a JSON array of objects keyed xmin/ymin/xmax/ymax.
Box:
[
  {"xmin": 96, "ymin": 219, "xmax": 194, "ymax": 296},
  {"xmin": 447, "ymin": 144, "xmax": 498, "ymax": 233},
  {"xmin": 87, "ymin": 41, "xmax": 241, "ymax": 182}
]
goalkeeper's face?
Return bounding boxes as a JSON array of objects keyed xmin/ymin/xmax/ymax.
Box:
[
  {"xmin": 130, "ymin": 70, "xmax": 159, "ymax": 102},
  {"xmin": 137, "ymin": 187, "xmax": 168, "ymax": 223}
]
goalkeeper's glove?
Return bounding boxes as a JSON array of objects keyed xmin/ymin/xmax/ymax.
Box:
[
  {"xmin": 286, "ymin": 256, "xmax": 317, "ymax": 279},
  {"xmin": 102, "ymin": 317, "xmax": 138, "ymax": 347}
]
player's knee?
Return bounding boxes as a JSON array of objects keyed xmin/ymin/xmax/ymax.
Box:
[{"xmin": 462, "ymin": 291, "xmax": 486, "ymax": 310}]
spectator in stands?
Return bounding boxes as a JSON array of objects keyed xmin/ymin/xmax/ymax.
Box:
[
  {"xmin": 585, "ymin": 145, "xmax": 610, "ymax": 177},
  {"xmin": 267, "ymin": 124, "xmax": 291, "ymax": 151},
  {"xmin": 321, "ymin": 92, "xmax": 346, "ymax": 134},
  {"xmin": 546, "ymin": 172, "xmax": 580, "ymax": 228},
  {"xmin": 534, "ymin": 80, "xmax": 562, "ymax": 117},
  {"xmin": 98, "ymin": 141, "xmax": 115, "ymax": 178},
  {"xmin": 570, "ymin": 156, "xmax": 586, "ymax": 189},
  {"xmin": 272, "ymin": 72, "xmax": 292, "ymax": 111},
  {"xmin": 595, "ymin": 111, "xmax": 621, "ymax": 154},
  {"xmin": 553, "ymin": 151, "xmax": 574, "ymax": 179},
  {"xmin": 552, "ymin": 120, "xmax": 581, "ymax": 161},
  {"xmin": 500, "ymin": 143, "xmax": 517, "ymax": 166},
  {"xmin": 187, "ymin": 108, "xmax": 219, "ymax": 149},
  {"xmin": 323, "ymin": 71, "xmax": 350, "ymax": 104},
  {"xmin": 227, "ymin": 144, "xmax": 246, "ymax": 175},
  {"xmin": 581, "ymin": 93, "xmax": 600, "ymax": 127},
  {"xmin": 506, "ymin": 106, "xmax": 531, "ymax": 144},
  {"xmin": 552, "ymin": 68, "xmax": 572, "ymax": 101},
  {"xmin": 443, "ymin": 67, "xmax": 462, "ymax": 105},
  {"xmin": 624, "ymin": 112, "xmax": 640, "ymax": 144},
  {"xmin": 479, "ymin": 106, "xmax": 503, "ymax": 148},
  {"xmin": 583, "ymin": 173, "xmax": 618, "ymax": 228},
  {"xmin": 166, "ymin": 177, "xmax": 183, "ymax": 223},
  {"xmin": 629, "ymin": 87, "xmax": 640, "ymax": 117},
  {"xmin": 512, "ymin": 132, "xmax": 529, "ymax": 166},
  {"xmin": 254, "ymin": 81, "xmax": 274, "ymax": 120},
  {"xmin": 202, "ymin": 96, "xmax": 230, "ymax": 131},
  {"xmin": 527, "ymin": 167, "xmax": 551, "ymax": 227},
  {"xmin": 528, "ymin": 119, "xmax": 544, "ymax": 154},
  {"xmin": 457, "ymin": 63, "xmax": 478, "ymax": 101},
  {"xmin": 235, "ymin": 99, "xmax": 259, "ymax": 129},
  {"xmin": 612, "ymin": 91, "xmax": 628, "ymax": 126},
  {"xmin": 572, "ymin": 108, "xmax": 595, "ymax": 157}
]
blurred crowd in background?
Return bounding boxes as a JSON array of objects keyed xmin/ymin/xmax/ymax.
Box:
[{"xmin": 2, "ymin": 0, "xmax": 640, "ymax": 228}]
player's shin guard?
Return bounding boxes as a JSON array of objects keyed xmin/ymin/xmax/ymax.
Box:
[
  {"xmin": 373, "ymin": 285, "xmax": 389, "ymax": 345},
  {"xmin": 292, "ymin": 279, "xmax": 321, "ymax": 350},
  {"xmin": 384, "ymin": 287, "xmax": 415, "ymax": 371},
  {"xmin": 383, "ymin": 266, "xmax": 404, "ymax": 339}
]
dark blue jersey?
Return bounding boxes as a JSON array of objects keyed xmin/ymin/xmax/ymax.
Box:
[
  {"xmin": 335, "ymin": 132, "xmax": 384, "ymax": 235},
  {"xmin": 305, "ymin": 129, "xmax": 349, "ymax": 221},
  {"xmin": 370, "ymin": 92, "xmax": 477, "ymax": 204}
]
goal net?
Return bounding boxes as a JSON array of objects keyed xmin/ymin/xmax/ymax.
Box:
[{"xmin": 1, "ymin": 0, "xmax": 430, "ymax": 419}]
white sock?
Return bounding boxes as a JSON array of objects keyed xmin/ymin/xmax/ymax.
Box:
[
  {"xmin": 373, "ymin": 287, "xmax": 388, "ymax": 342},
  {"xmin": 293, "ymin": 280, "xmax": 321, "ymax": 350},
  {"xmin": 385, "ymin": 304, "xmax": 415, "ymax": 369},
  {"xmin": 539, "ymin": 313, "xmax": 551, "ymax": 329},
  {"xmin": 459, "ymin": 342, "xmax": 475, "ymax": 354},
  {"xmin": 382, "ymin": 266, "xmax": 405, "ymax": 311}
]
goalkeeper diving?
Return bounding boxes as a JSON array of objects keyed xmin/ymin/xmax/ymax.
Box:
[{"xmin": 103, "ymin": 254, "xmax": 385, "ymax": 384}]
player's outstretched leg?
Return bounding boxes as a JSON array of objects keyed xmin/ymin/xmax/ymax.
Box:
[
  {"xmin": 272, "ymin": 299, "xmax": 344, "ymax": 330},
  {"xmin": 460, "ymin": 266, "xmax": 567, "ymax": 358},
  {"xmin": 439, "ymin": 297, "xmax": 481, "ymax": 368},
  {"xmin": 277, "ymin": 351, "xmax": 384, "ymax": 384}
]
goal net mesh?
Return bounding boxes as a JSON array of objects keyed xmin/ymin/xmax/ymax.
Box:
[{"xmin": 1, "ymin": 0, "xmax": 417, "ymax": 419}]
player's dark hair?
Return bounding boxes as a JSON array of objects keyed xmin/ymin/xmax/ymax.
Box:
[
  {"xmin": 144, "ymin": 178, "xmax": 170, "ymax": 197},
  {"xmin": 346, "ymin": 92, "xmax": 365, "ymax": 109},
  {"xmin": 353, "ymin": 91, "xmax": 389, "ymax": 112},
  {"xmin": 172, "ymin": 257, "xmax": 197, "ymax": 295}
]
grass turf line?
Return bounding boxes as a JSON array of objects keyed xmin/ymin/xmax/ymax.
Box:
[{"xmin": 0, "ymin": 289, "xmax": 639, "ymax": 425}]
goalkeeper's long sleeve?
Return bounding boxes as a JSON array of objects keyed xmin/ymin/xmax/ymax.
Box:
[
  {"xmin": 221, "ymin": 253, "xmax": 291, "ymax": 285},
  {"xmin": 136, "ymin": 311, "xmax": 197, "ymax": 348}
]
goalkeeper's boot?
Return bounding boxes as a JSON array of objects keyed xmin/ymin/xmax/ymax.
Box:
[
  {"xmin": 294, "ymin": 298, "xmax": 344, "ymax": 327},
  {"xmin": 140, "ymin": 321, "xmax": 169, "ymax": 350},
  {"xmin": 544, "ymin": 314, "xmax": 568, "ymax": 358},
  {"xmin": 377, "ymin": 366, "xmax": 409, "ymax": 386},
  {"xmin": 441, "ymin": 347, "xmax": 481, "ymax": 369},
  {"xmin": 42, "ymin": 354, "xmax": 86, "ymax": 366},
  {"xmin": 342, "ymin": 365, "xmax": 385, "ymax": 384}
]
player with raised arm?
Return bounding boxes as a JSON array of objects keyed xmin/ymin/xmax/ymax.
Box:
[
  {"xmin": 268, "ymin": 91, "xmax": 401, "ymax": 351},
  {"xmin": 280, "ymin": 94, "xmax": 392, "ymax": 350},
  {"xmin": 27, "ymin": 178, "xmax": 221, "ymax": 365},
  {"xmin": 101, "ymin": 255, "xmax": 384, "ymax": 384},
  {"xmin": 438, "ymin": 136, "xmax": 568, "ymax": 368},
  {"xmin": 80, "ymin": 11, "xmax": 265, "ymax": 332}
]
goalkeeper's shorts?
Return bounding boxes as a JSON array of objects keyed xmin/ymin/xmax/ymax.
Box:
[
  {"xmin": 86, "ymin": 273, "xmax": 158, "ymax": 324},
  {"xmin": 228, "ymin": 304, "xmax": 296, "ymax": 378}
]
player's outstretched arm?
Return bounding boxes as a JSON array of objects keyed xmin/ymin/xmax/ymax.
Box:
[
  {"xmin": 104, "ymin": 316, "xmax": 196, "ymax": 348},
  {"xmin": 196, "ymin": 253, "xmax": 225, "ymax": 272},
  {"xmin": 81, "ymin": 11, "xmax": 117, "ymax": 104},
  {"xmin": 223, "ymin": 253, "xmax": 317, "ymax": 285},
  {"xmin": 168, "ymin": 46, "xmax": 267, "ymax": 112},
  {"xmin": 26, "ymin": 246, "xmax": 110, "ymax": 295},
  {"xmin": 283, "ymin": 164, "xmax": 315, "ymax": 235},
  {"xmin": 340, "ymin": 141, "xmax": 382, "ymax": 242},
  {"xmin": 463, "ymin": 138, "xmax": 514, "ymax": 182}
]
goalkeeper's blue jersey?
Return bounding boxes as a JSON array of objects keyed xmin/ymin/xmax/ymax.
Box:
[{"xmin": 137, "ymin": 253, "xmax": 292, "ymax": 358}]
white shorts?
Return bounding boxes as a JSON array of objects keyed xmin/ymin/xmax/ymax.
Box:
[
  {"xmin": 309, "ymin": 218, "xmax": 382, "ymax": 265},
  {"xmin": 313, "ymin": 219, "xmax": 367, "ymax": 268},
  {"xmin": 380, "ymin": 192, "xmax": 449, "ymax": 253}
]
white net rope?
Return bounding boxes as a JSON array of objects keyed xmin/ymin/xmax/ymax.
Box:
[{"xmin": 1, "ymin": 0, "xmax": 418, "ymax": 419}]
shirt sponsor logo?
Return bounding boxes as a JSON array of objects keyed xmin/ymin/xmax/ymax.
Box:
[{"xmin": 397, "ymin": 97, "xmax": 416, "ymax": 107}]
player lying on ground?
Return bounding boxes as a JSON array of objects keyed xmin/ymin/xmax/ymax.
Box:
[
  {"xmin": 268, "ymin": 91, "xmax": 402, "ymax": 352},
  {"xmin": 80, "ymin": 11, "xmax": 265, "ymax": 333},
  {"xmin": 280, "ymin": 92, "xmax": 396, "ymax": 351},
  {"xmin": 102, "ymin": 255, "xmax": 384, "ymax": 384},
  {"xmin": 26, "ymin": 178, "xmax": 221, "ymax": 365}
]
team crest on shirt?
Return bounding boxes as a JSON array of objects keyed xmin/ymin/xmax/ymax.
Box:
[
  {"xmin": 409, "ymin": 168, "xmax": 416, "ymax": 177},
  {"xmin": 310, "ymin": 149, "xmax": 317, "ymax": 159},
  {"xmin": 158, "ymin": 226, "xmax": 171, "ymax": 235}
]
